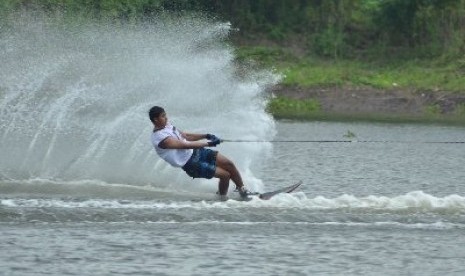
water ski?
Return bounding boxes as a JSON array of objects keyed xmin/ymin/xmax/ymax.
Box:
[{"xmin": 241, "ymin": 181, "xmax": 302, "ymax": 200}]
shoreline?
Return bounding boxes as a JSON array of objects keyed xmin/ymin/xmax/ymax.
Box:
[{"xmin": 270, "ymin": 85, "xmax": 465, "ymax": 125}]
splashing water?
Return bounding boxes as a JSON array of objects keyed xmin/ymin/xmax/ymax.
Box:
[{"xmin": 0, "ymin": 12, "xmax": 278, "ymax": 192}]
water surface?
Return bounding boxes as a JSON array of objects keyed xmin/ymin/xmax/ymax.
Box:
[{"xmin": 2, "ymin": 121, "xmax": 465, "ymax": 275}]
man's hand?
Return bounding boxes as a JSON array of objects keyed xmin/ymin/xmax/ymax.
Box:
[
  {"xmin": 206, "ymin": 134, "xmax": 217, "ymax": 140},
  {"xmin": 207, "ymin": 136, "xmax": 221, "ymax": 147}
]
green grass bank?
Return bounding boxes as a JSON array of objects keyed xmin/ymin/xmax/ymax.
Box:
[{"xmin": 236, "ymin": 46, "xmax": 465, "ymax": 124}]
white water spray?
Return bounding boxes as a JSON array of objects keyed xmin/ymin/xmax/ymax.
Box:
[{"xmin": 0, "ymin": 12, "xmax": 278, "ymax": 192}]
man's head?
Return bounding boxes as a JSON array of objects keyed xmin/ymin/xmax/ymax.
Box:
[
  {"xmin": 149, "ymin": 106, "xmax": 165, "ymax": 122},
  {"xmin": 149, "ymin": 106, "xmax": 167, "ymax": 128}
]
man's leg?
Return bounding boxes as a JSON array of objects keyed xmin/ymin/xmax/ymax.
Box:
[
  {"xmin": 216, "ymin": 153, "xmax": 244, "ymax": 189},
  {"xmin": 214, "ymin": 166, "xmax": 230, "ymax": 195}
]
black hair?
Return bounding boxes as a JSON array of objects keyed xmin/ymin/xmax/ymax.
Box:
[{"xmin": 148, "ymin": 106, "xmax": 165, "ymax": 122}]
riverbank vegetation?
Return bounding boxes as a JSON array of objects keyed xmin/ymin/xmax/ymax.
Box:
[
  {"xmin": 266, "ymin": 95, "xmax": 465, "ymax": 125},
  {"xmin": 4, "ymin": 0, "xmax": 463, "ymax": 59},
  {"xmin": 237, "ymin": 47, "xmax": 465, "ymax": 92},
  {"xmin": 2, "ymin": 0, "xmax": 465, "ymax": 122}
]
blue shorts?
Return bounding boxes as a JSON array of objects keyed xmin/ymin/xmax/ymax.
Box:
[{"xmin": 182, "ymin": 148, "xmax": 218, "ymax": 179}]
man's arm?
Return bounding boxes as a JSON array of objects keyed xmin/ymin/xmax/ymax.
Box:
[
  {"xmin": 180, "ymin": 132, "xmax": 207, "ymax": 142},
  {"xmin": 159, "ymin": 137, "xmax": 208, "ymax": 149}
]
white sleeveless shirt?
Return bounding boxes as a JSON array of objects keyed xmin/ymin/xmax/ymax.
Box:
[{"xmin": 151, "ymin": 124, "xmax": 193, "ymax": 167}]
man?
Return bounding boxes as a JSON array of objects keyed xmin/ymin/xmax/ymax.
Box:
[{"xmin": 149, "ymin": 106, "xmax": 249, "ymax": 199}]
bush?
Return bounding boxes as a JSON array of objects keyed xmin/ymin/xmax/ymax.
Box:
[{"xmin": 267, "ymin": 96, "xmax": 321, "ymax": 117}]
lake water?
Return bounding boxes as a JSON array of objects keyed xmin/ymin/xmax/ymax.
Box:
[{"xmin": 2, "ymin": 121, "xmax": 465, "ymax": 276}]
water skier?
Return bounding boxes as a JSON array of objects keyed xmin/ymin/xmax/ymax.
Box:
[{"xmin": 149, "ymin": 106, "xmax": 249, "ymax": 200}]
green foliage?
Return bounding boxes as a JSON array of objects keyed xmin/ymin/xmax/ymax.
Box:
[
  {"xmin": 2, "ymin": 0, "xmax": 465, "ymax": 90},
  {"xmin": 454, "ymin": 103, "xmax": 465, "ymax": 116},
  {"xmin": 0, "ymin": 0, "xmax": 17, "ymax": 10},
  {"xmin": 343, "ymin": 130, "xmax": 357, "ymax": 139},
  {"xmin": 235, "ymin": 46, "xmax": 297, "ymax": 66},
  {"xmin": 2, "ymin": 0, "xmax": 464, "ymax": 59},
  {"xmin": 313, "ymin": 26, "xmax": 346, "ymax": 59},
  {"xmin": 267, "ymin": 96, "xmax": 321, "ymax": 117},
  {"xmin": 282, "ymin": 61, "xmax": 347, "ymax": 87},
  {"xmin": 425, "ymin": 104, "xmax": 442, "ymax": 115},
  {"xmin": 277, "ymin": 58, "xmax": 465, "ymax": 92},
  {"xmin": 0, "ymin": 0, "xmax": 19, "ymax": 16},
  {"xmin": 371, "ymin": 0, "xmax": 465, "ymax": 56}
]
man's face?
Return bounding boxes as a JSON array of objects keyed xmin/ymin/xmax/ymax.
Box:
[{"xmin": 154, "ymin": 112, "xmax": 168, "ymax": 128}]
